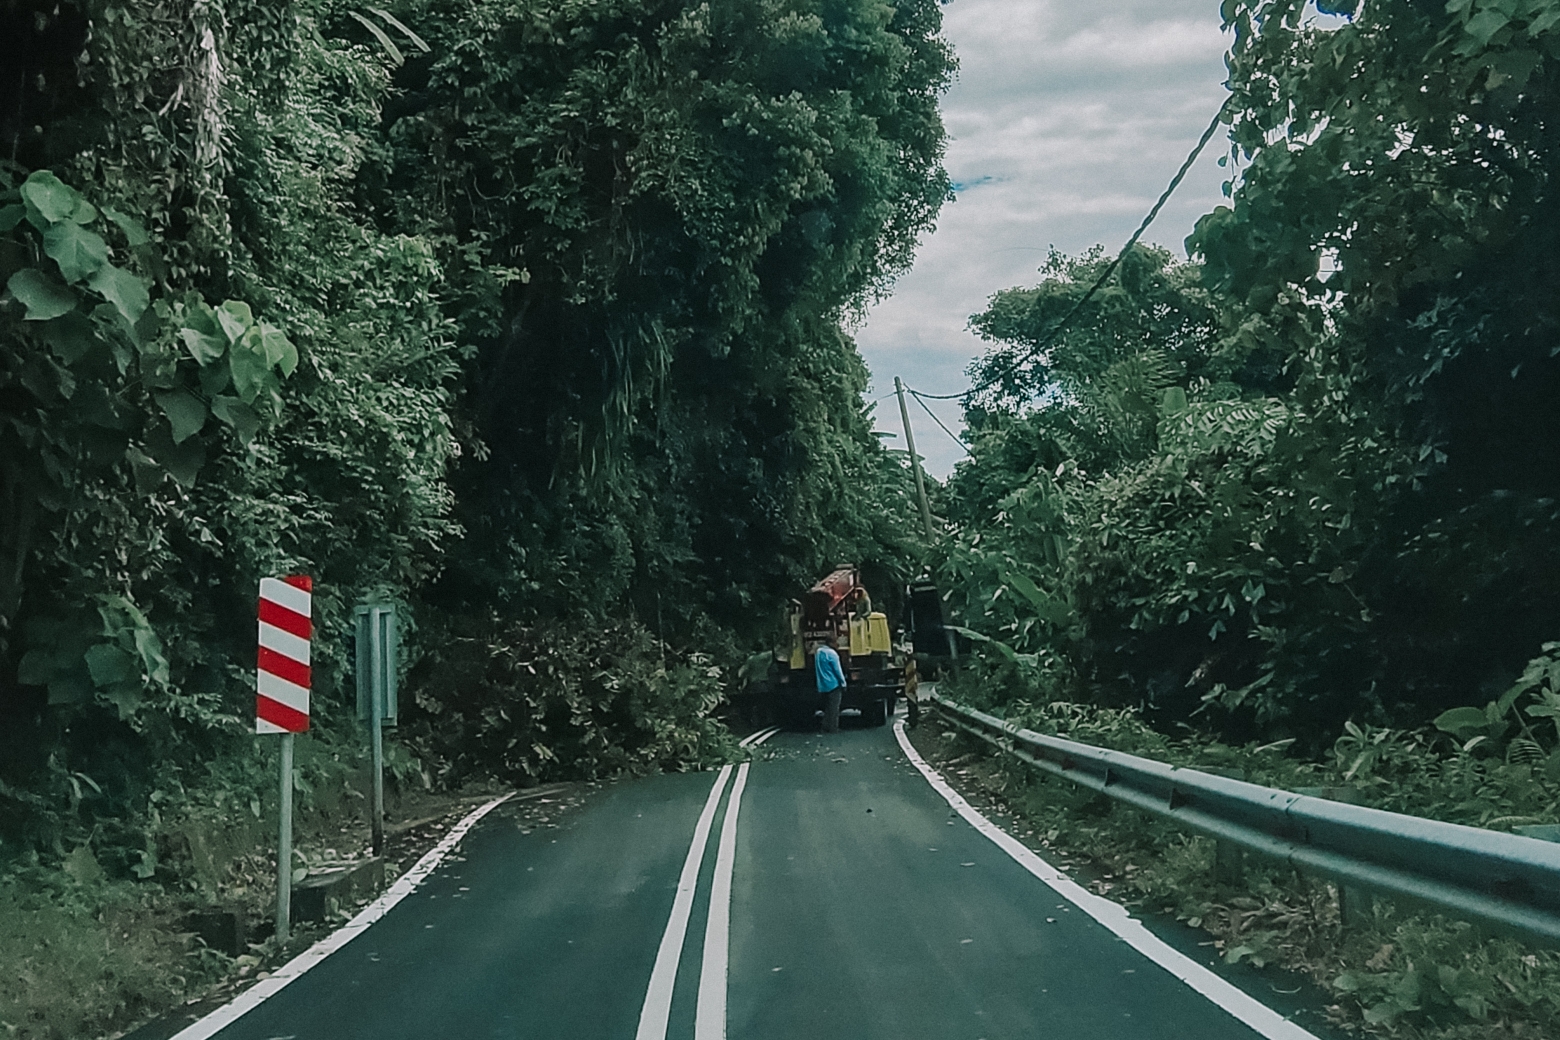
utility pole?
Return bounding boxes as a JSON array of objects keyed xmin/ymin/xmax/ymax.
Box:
[
  {"xmin": 895, "ymin": 378, "xmax": 959, "ymax": 674},
  {"xmin": 895, "ymin": 376, "xmax": 936, "ymax": 541}
]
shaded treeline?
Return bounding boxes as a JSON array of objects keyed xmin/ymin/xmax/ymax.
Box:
[{"xmin": 0, "ymin": 0, "xmax": 951, "ymax": 867}]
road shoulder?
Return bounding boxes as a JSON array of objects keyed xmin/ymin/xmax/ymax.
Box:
[
  {"xmin": 902, "ymin": 718, "xmax": 1350, "ymax": 1040},
  {"xmin": 114, "ymin": 782, "xmax": 593, "ymax": 1040}
]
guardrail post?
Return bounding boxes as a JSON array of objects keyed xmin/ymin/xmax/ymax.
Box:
[
  {"xmin": 1296, "ymin": 786, "xmax": 1372, "ymax": 928},
  {"xmin": 1337, "ymin": 884, "xmax": 1371, "ymax": 928},
  {"xmin": 1214, "ymin": 840, "xmax": 1245, "ymax": 886},
  {"xmin": 1204, "ymin": 767, "xmax": 1246, "ymax": 887}
]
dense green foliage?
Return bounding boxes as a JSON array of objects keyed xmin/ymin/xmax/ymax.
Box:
[
  {"xmin": 941, "ymin": 0, "xmax": 1560, "ymax": 754},
  {"xmin": 0, "ymin": 0, "xmax": 950, "ymax": 896},
  {"xmin": 377, "ymin": 0, "xmax": 947, "ymax": 630}
]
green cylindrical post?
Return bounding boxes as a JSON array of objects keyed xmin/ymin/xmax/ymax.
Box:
[
  {"xmin": 277, "ymin": 731, "xmax": 293, "ymax": 943},
  {"xmin": 370, "ymin": 608, "xmax": 385, "ymax": 856}
]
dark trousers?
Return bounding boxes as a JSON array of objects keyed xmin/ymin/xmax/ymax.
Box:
[{"xmin": 822, "ymin": 686, "xmax": 842, "ymax": 732}]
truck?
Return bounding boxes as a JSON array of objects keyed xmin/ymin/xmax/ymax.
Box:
[{"xmin": 758, "ymin": 565, "xmax": 901, "ymax": 728}]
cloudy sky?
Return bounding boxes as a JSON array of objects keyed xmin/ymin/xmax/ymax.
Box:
[{"xmin": 853, "ymin": 0, "xmax": 1236, "ymax": 478}]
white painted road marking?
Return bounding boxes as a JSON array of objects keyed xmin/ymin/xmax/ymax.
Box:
[
  {"xmin": 636, "ymin": 728, "xmax": 774, "ymax": 1040},
  {"xmin": 166, "ymin": 792, "xmax": 515, "ymax": 1040},
  {"xmin": 635, "ymin": 764, "xmax": 735, "ymax": 1040},
  {"xmin": 741, "ymin": 725, "xmax": 781, "ymax": 748},
  {"xmin": 695, "ymin": 761, "xmax": 749, "ymax": 1040},
  {"xmin": 893, "ymin": 720, "xmax": 1321, "ymax": 1040}
]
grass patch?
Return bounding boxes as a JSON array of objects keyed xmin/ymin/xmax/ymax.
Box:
[
  {"xmin": 0, "ymin": 764, "xmax": 505, "ymax": 1040},
  {"xmin": 0, "ymin": 875, "xmax": 220, "ymax": 1039}
]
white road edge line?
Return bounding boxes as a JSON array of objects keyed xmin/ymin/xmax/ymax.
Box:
[
  {"xmin": 694, "ymin": 762, "xmax": 749, "ymax": 1040},
  {"xmin": 892, "ymin": 720, "xmax": 1322, "ymax": 1040},
  {"xmin": 167, "ymin": 791, "xmax": 516, "ymax": 1040},
  {"xmin": 635, "ymin": 764, "xmax": 735, "ymax": 1040}
]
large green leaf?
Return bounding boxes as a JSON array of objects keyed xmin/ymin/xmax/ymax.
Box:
[
  {"xmin": 1464, "ymin": 9, "xmax": 1510, "ymax": 46},
  {"xmin": 145, "ymin": 423, "xmax": 206, "ymax": 486},
  {"xmin": 101, "ymin": 681, "xmax": 145, "ymax": 720},
  {"xmin": 199, "ymin": 357, "xmax": 232, "ymax": 396},
  {"xmin": 1003, "ymin": 567, "xmax": 1050, "ymax": 613},
  {"xmin": 259, "ymin": 324, "xmax": 299, "ymax": 376},
  {"xmin": 180, "ymin": 326, "xmax": 227, "ymax": 365},
  {"xmin": 47, "ymin": 676, "xmax": 91, "ymax": 705},
  {"xmin": 39, "ymin": 311, "xmax": 99, "ymax": 364},
  {"xmin": 155, "ymin": 390, "xmax": 209, "ymax": 443},
  {"xmin": 125, "ymin": 446, "xmax": 164, "ymax": 494},
  {"xmin": 229, "ymin": 337, "xmax": 273, "ymax": 403},
  {"xmin": 1433, "ymin": 706, "xmax": 1492, "ymax": 740},
  {"xmin": 348, "ymin": 9, "xmax": 405, "ymax": 64},
  {"xmin": 948, "ymin": 624, "xmax": 1022, "ymax": 663},
  {"xmin": 84, "ymin": 644, "xmax": 137, "ymax": 686},
  {"xmin": 215, "ymin": 300, "xmax": 254, "ymax": 343},
  {"xmin": 210, "ymin": 395, "xmax": 263, "ymax": 444},
  {"xmin": 16, "ymin": 649, "xmax": 53, "ymax": 686},
  {"xmin": 43, "ymin": 221, "xmax": 109, "ymax": 283},
  {"xmin": 7, "ymin": 269, "xmax": 78, "ymax": 320},
  {"xmin": 101, "ymin": 206, "xmax": 151, "ymax": 247},
  {"xmin": 367, "ymin": 7, "xmax": 430, "ymax": 51},
  {"xmin": 991, "ymin": 562, "xmax": 1074, "ymax": 627},
  {"xmin": 21, "ymin": 171, "xmax": 83, "ymax": 226},
  {"xmin": 72, "ymin": 383, "xmax": 129, "ymax": 430},
  {"xmin": 87, "ymin": 263, "xmax": 149, "ymax": 324}
]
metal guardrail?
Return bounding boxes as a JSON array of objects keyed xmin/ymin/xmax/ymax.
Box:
[{"xmin": 930, "ymin": 691, "xmax": 1560, "ymax": 948}]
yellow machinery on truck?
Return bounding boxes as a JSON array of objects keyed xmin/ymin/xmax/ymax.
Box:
[{"xmin": 766, "ymin": 565, "xmax": 901, "ymax": 728}]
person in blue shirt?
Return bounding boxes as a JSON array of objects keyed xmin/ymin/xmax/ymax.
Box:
[{"xmin": 814, "ymin": 632, "xmax": 846, "ymax": 733}]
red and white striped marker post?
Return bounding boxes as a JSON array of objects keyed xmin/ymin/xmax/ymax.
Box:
[
  {"xmin": 257, "ymin": 576, "xmax": 312, "ymax": 734},
  {"xmin": 257, "ymin": 575, "xmax": 311, "ymax": 942}
]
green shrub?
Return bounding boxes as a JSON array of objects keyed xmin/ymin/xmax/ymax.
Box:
[{"xmin": 401, "ymin": 613, "xmax": 738, "ymax": 785}]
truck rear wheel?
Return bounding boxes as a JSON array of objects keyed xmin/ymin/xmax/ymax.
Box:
[{"xmin": 865, "ymin": 695, "xmax": 888, "ymax": 727}]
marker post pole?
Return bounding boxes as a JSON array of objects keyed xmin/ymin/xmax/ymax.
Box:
[
  {"xmin": 277, "ymin": 731, "xmax": 294, "ymax": 943},
  {"xmin": 256, "ymin": 574, "xmax": 313, "ymax": 947}
]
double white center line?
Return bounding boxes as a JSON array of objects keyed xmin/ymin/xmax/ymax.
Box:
[{"xmin": 635, "ymin": 725, "xmax": 780, "ymax": 1040}]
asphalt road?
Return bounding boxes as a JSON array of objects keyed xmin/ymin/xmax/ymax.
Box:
[{"xmin": 173, "ymin": 716, "xmax": 1320, "ymax": 1040}]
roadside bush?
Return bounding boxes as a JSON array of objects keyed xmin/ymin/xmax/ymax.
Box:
[{"xmin": 401, "ymin": 613, "xmax": 737, "ymax": 786}]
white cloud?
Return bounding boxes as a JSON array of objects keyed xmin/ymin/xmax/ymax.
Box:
[{"xmin": 854, "ymin": 0, "xmax": 1234, "ymax": 478}]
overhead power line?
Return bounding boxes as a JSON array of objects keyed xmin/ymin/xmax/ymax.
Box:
[
  {"xmin": 907, "ymin": 387, "xmax": 971, "ymax": 456},
  {"xmin": 912, "ymin": 100, "xmax": 1232, "ymax": 402}
]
